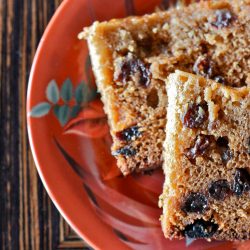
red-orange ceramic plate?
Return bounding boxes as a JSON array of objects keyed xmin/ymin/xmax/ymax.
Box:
[{"xmin": 27, "ymin": 0, "xmax": 249, "ymax": 249}]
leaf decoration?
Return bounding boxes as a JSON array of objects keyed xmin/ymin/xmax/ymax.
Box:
[
  {"xmin": 30, "ymin": 77, "xmax": 99, "ymax": 126},
  {"xmin": 63, "ymin": 100, "xmax": 108, "ymax": 138},
  {"xmin": 61, "ymin": 78, "xmax": 73, "ymax": 102},
  {"xmin": 75, "ymin": 83, "xmax": 85, "ymax": 104},
  {"xmin": 83, "ymin": 184, "xmax": 99, "ymax": 207},
  {"xmin": 46, "ymin": 80, "xmax": 59, "ymax": 104},
  {"xmin": 75, "ymin": 81, "xmax": 97, "ymax": 104},
  {"xmin": 58, "ymin": 105, "xmax": 70, "ymax": 126},
  {"xmin": 71, "ymin": 104, "xmax": 81, "ymax": 118},
  {"xmin": 29, "ymin": 102, "xmax": 51, "ymax": 117},
  {"xmin": 54, "ymin": 138, "xmax": 85, "ymax": 178},
  {"xmin": 53, "ymin": 104, "xmax": 60, "ymax": 119},
  {"xmin": 113, "ymin": 229, "xmax": 129, "ymax": 242},
  {"xmin": 79, "ymin": 173, "xmax": 160, "ymax": 225}
]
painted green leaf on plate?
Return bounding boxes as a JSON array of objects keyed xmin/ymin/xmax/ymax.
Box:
[
  {"xmin": 75, "ymin": 83, "xmax": 85, "ymax": 104},
  {"xmin": 53, "ymin": 104, "xmax": 60, "ymax": 119},
  {"xmin": 71, "ymin": 105, "xmax": 81, "ymax": 118},
  {"xmin": 58, "ymin": 104, "xmax": 70, "ymax": 126},
  {"xmin": 75, "ymin": 81, "xmax": 97, "ymax": 104},
  {"xmin": 61, "ymin": 78, "xmax": 73, "ymax": 102},
  {"xmin": 29, "ymin": 102, "xmax": 51, "ymax": 117},
  {"xmin": 46, "ymin": 80, "xmax": 59, "ymax": 104}
]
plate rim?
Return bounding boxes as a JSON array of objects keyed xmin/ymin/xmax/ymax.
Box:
[{"xmin": 26, "ymin": 1, "xmax": 106, "ymax": 249}]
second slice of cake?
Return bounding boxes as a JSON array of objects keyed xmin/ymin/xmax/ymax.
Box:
[{"xmin": 160, "ymin": 70, "xmax": 250, "ymax": 240}]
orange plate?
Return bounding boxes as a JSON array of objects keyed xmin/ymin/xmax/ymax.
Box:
[{"xmin": 27, "ymin": 0, "xmax": 250, "ymax": 249}]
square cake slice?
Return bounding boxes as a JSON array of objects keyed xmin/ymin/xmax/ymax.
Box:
[
  {"xmin": 83, "ymin": 0, "xmax": 250, "ymax": 175},
  {"xmin": 160, "ymin": 70, "xmax": 250, "ymax": 240}
]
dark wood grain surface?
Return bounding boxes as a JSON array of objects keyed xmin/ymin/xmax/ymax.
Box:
[{"xmin": 0, "ymin": 1, "xmax": 92, "ymax": 249}]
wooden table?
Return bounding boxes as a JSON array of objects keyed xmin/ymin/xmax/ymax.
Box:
[{"xmin": 0, "ymin": 1, "xmax": 92, "ymax": 249}]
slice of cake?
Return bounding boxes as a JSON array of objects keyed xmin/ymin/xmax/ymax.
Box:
[
  {"xmin": 160, "ymin": 70, "xmax": 250, "ymax": 240},
  {"xmin": 82, "ymin": 0, "xmax": 250, "ymax": 175}
]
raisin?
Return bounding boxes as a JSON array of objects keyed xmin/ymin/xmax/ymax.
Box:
[
  {"xmin": 200, "ymin": 42, "xmax": 209, "ymax": 54},
  {"xmin": 137, "ymin": 37, "xmax": 153, "ymax": 55},
  {"xmin": 208, "ymin": 180, "xmax": 231, "ymax": 200},
  {"xmin": 185, "ymin": 135, "xmax": 213, "ymax": 162},
  {"xmin": 183, "ymin": 102, "xmax": 208, "ymax": 129},
  {"xmin": 113, "ymin": 146, "xmax": 136, "ymax": 157},
  {"xmin": 182, "ymin": 193, "xmax": 208, "ymax": 214},
  {"xmin": 221, "ymin": 148, "xmax": 233, "ymax": 163},
  {"xmin": 216, "ymin": 137, "xmax": 233, "ymax": 163},
  {"xmin": 116, "ymin": 126, "xmax": 141, "ymax": 141},
  {"xmin": 133, "ymin": 59, "xmax": 151, "ymax": 86},
  {"xmin": 184, "ymin": 219, "xmax": 218, "ymax": 239},
  {"xmin": 115, "ymin": 57, "xmax": 151, "ymax": 87},
  {"xmin": 232, "ymin": 168, "xmax": 250, "ymax": 196},
  {"xmin": 216, "ymin": 137, "xmax": 228, "ymax": 147},
  {"xmin": 212, "ymin": 9, "xmax": 234, "ymax": 29},
  {"xmin": 214, "ymin": 75, "xmax": 225, "ymax": 84},
  {"xmin": 193, "ymin": 55, "xmax": 215, "ymax": 78},
  {"xmin": 116, "ymin": 59, "xmax": 133, "ymax": 83}
]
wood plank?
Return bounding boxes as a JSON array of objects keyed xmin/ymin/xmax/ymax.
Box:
[{"xmin": 0, "ymin": 0, "xmax": 92, "ymax": 249}]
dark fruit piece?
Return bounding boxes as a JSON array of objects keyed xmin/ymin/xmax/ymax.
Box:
[
  {"xmin": 214, "ymin": 75, "xmax": 225, "ymax": 84},
  {"xmin": 216, "ymin": 137, "xmax": 228, "ymax": 147},
  {"xmin": 232, "ymin": 168, "xmax": 250, "ymax": 196},
  {"xmin": 183, "ymin": 102, "xmax": 208, "ymax": 129},
  {"xmin": 113, "ymin": 146, "xmax": 136, "ymax": 157},
  {"xmin": 193, "ymin": 55, "xmax": 215, "ymax": 78},
  {"xmin": 185, "ymin": 134, "xmax": 213, "ymax": 162},
  {"xmin": 221, "ymin": 148, "xmax": 233, "ymax": 163},
  {"xmin": 184, "ymin": 219, "xmax": 218, "ymax": 239},
  {"xmin": 216, "ymin": 137, "xmax": 233, "ymax": 163},
  {"xmin": 116, "ymin": 126, "xmax": 141, "ymax": 142},
  {"xmin": 137, "ymin": 37, "xmax": 153, "ymax": 54},
  {"xmin": 208, "ymin": 180, "xmax": 231, "ymax": 200},
  {"xmin": 115, "ymin": 56, "xmax": 151, "ymax": 87},
  {"xmin": 212, "ymin": 9, "xmax": 234, "ymax": 29},
  {"xmin": 182, "ymin": 193, "xmax": 208, "ymax": 214}
]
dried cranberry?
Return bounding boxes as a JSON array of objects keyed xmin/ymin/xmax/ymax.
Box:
[
  {"xmin": 183, "ymin": 102, "xmax": 208, "ymax": 129},
  {"xmin": 184, "ymin": 219, "xmax": 218, "ymax": 239},
  {"xmin": 182, "ymin": 193, "xmax": 208, "ymax": 214},
  {"xmin": 185, "ymin": 135, "xmax": 213, "ymax": 162},
  {"xmin": 208, "ymin": 180, "xmax": 231, "ymax": 200},
  {"xmin": 113, "ymin": 146, "xmax": 136, "ymax": 157},
  {"xmin": 116, "ymin": 126, "xmax": 141, "ymax": 141},
  {"xmin": 212, "ymin": 9, "xmax": 234, "ymax": 29},
  {"xmin": 232, "ymin": 168, "xmax": 250, "ymax": 196},
  {"xmin": 214, "ymin": 75, "xmax": 225, "ymax": 84},
  {"xmin": 115, "ymin": 56, "xmax": 151, "ymax": 87},
  {"xmin": 216, "ymin": 137, "xmax": 233, "ymax": 163},
  {"xmin": 193, "ymin": 55, "xmax": 215, "ymax": 78}
]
